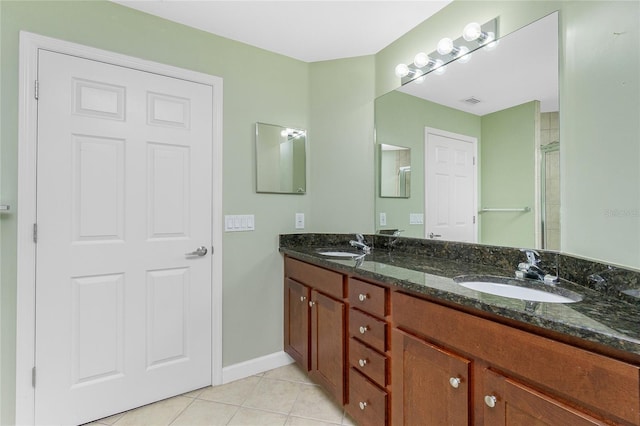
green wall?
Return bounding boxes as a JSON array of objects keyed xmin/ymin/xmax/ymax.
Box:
[
  {"xmin": 374, "ymin": 91, "xmax": 480, "ymax": 238},
  {"xmin": 480, "ymin": 101, "xmax": 538, "ymax": 247},
  {"xmin": 376, "ymin": 1, "xmax": 640, "ymax": 268}
]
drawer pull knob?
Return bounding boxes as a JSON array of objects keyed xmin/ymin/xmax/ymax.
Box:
[
  {"xmin": 359, "ymin": 401, "xmax": 368, "ymax": 410},
  {"xmin": 358, "ymin": 293, "xmax": 369, "ymax": 302},
  {"xmin": 308, "ymin": 301, "xmax": 315, "ymax": 307},
  {"xmin": 358, "ymin": 358, "xmax": 368, "ymax": 367},
  {"xmin": 359, "ymin": 325, "xmax": 369, "ymax": 334},
  {"xmin": 484, "ymin": 395, "xmax": 497, "ymax": 408},
  {"xmin": 300, "ymin": 296, "xmax": 306, "ymax": 302},
  {"xmin": 449, "ymin": 377, "xmax": 461, "ymax": 388}
]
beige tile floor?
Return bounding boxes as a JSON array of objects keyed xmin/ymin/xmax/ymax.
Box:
[{"xmin": 88, "ymin": 364, "xmax": 356, "ymax": 426}]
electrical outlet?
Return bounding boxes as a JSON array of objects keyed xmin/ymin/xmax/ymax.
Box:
[
  {"xmin": 380, "ymin": 212, "xmax": 387, "ymax": 226},
  {"xmin": 295, "ymin": 213, "xmax": 305, "ymax": 229}
]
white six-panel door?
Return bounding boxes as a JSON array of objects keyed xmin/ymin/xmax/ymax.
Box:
[
  {"xmin": 35, "ymin": 49, "xmax": 213, "ymax": 425},
  {"xmin": 425, "ymin": 127, "xmax": 477, "ymax": 243}
]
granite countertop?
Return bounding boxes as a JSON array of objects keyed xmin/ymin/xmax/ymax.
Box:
[{"xmin": 280, "ymin": 241, "xmax": 640, "ymax": 358}]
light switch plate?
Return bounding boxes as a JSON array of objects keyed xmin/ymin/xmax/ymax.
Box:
[
  {"xmin": 409, "ymin": 213, "xmax": 424, "ymax": 225},
  {"xmin": 295, "ymin": 213, "xmax": 305, "ymax": 229},
  {"xmin": 380, "ymin": 212, "xmax": 387, "ymax": 226},
  {"xmin": 225, "ymin": 215, "xmax": 255, "ymax": 232}
]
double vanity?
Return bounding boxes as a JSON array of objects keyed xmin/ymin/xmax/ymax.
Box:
[{"xmin": 280, "ymin": 233, "xmax": 640, "ymax": 425}]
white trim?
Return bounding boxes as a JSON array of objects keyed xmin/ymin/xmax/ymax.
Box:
[
  {"xmin": 16, "ymin": 31, "xmax": 224, "ymax": 425},
  {"xmin": 222, "ymin": 352, "xmax": 295, "ymax": 384},
  {"xmin": 424, "ymin": 127, "xmax": 479, "ymax": 242}
]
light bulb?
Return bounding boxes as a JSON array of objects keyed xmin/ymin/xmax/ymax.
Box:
[
  {"xmin": 433, "ymin": 59, "xmax": 446, "ymax": 75},
  {"xmin": 395, "ymin": 63, "xmax": 410, "ymax": 78},
  {"xmin": 482, "ymin": 31, "xmax": 496, "ymax": 45},
  {"xmin": 414, "ymin": 75, "xmax": 426, "ymax": 84},
  {"xmin": 457, "ymin": 46, "xmax": 471, "ymax": 63},
  {"xmin": 437, "ymin": 38, "xmax": 454, "ymax": 55},
  {"xmin": 280, "ymin": 129, "xmax": 288, "ymax": 138},
  {"xmin": 463, "ymin": 22, "xmax": 482, "ymax": 42},
  {"xmin": 414, "ymin": 52, "xmax": 430, "ymax": 68}
]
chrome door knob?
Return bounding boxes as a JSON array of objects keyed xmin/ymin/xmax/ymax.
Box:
[
  {"xmin": 484, "ymin": 395, "xmax": 497, "ymax": 408},
  {"xmin": 359, "ymin": 325, "xmax": 369, "ymax": 334},
  {"xmin": 358, "ymin": 293, "xmax": 368, "ymax": 302},
  {"xmin": 429, "ymin": 232, "xmax": 442, "ymax": 239},
  {"xmin": 308, "ymin": 301, "xmax": 315, "ymax": 307},
  {"xmin": 300, "ymin": 296, "xmax": 306, "ymax": 302},
  {"xmin": 358, "ymin": 359, "xmax": 368, "ymax": 367},
  {"xmin": 449, "ymin": 377, "xmax": 461, "ymax": 388},
  {"xmin": 359, "ymin": 401, "xmax": 368, "ymax": 410},
  {"xmin": 185, "ymin": 246, "xmax": 208, "ymax": 257}
]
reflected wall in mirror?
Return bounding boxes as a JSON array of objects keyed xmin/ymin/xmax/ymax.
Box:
[
  {"xmin": 379, "ymin": 143, "xmax": 411, "ymax": 198},
  {"xmin": 375, "ymin": 12, "xmax": 558, "ymax": 251},
  {"xmin": 256, "ymin": 122, "xmax": 306, "ymax": 194}
]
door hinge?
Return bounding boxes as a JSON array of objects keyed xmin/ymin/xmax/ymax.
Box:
[
  {"xmin": 473, "ymin": 156, "xmax": 476, "ymax": 166},
  {"xmin": 33, "ymin": 223, "xmax": 38, "ymax": 243},
  {"xmin": 32, "ymin": 366, "xmax": 36, "ymax": 387},
  {"xmin": 473, "ymin": 215, "xmax": 476, "ymax": 224},
  {"xmin": 34, "ymin": 80, "xmax": 39, "ymax": 100},
  {"xmin": 211, "ymin": 246, "xmax": 214, "ymax": 255}
]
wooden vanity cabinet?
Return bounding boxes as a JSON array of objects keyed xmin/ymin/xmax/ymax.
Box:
[
  {"xmin": 391, "ymin": 328, "xmax": 471, "ymax": 426},
  {"xmin": 392, "ymin": 291, "xmax": 640, "ymax": 426},
  {"xmin": 284, "ymin": 257, "xmax": 347, "ymax": 403},
  {"xmin": 346, "ymin": 278, "xmax": 390, "ymax": 426}
]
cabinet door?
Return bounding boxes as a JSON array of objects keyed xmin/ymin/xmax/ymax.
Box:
[
  {"xmin": 284, "ymin": 278, "xmax": 310, "ymax": 370},
  {"xmin": 392, "ymin": 329, "xmax": 471, "ymax": 426},
  {"xmin": 482, "ymin": 369, "xmax": 608, "ymax": 425},
  {"xmin": 310, "ymin": 289, "xmax": 346, "ymax": 403}
]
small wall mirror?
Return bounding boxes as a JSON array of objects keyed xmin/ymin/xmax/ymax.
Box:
[
  {"xmin": 256, "ymin": 122, "xmax": 307, "ymax": 194},
  {"xmin": 379, "ymin": 143, "xmax": 411, "ymax": 198}
]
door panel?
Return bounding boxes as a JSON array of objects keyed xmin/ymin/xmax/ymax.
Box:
[
  {"xmin": 425, "ymin": 128, "xmax": 477, "ymax": 242},
  {"xmin": 35, "ymin": 49, "xmax": 213, "ymax": 425}
]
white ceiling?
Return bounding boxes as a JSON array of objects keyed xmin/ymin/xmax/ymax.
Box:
[{"xmin": 112, "ymin": 0, "xmax": 452, "ymax": 62}]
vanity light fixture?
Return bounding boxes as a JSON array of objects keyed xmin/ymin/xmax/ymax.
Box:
[
  {"xmin": 436, "ymin": 37, "xmax": 459, "ymax": 56},
  {"xmin": 395, "ymin": 17, "xmax": 498, "ymax": 85},
  {"xmin": 463, "ymin": 22, "xmax": 496, "ymax": 45}
]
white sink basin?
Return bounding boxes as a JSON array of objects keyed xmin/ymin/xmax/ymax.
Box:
[
  {"xmin": 454, "ymin": 276, "xmax": 582, "ymax": 304},
  {"xmin": 317, "ymin": 250, "xmax": 362, "ymax": 258}
]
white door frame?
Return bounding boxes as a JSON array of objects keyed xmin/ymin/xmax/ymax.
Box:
[
  {"xmin": 16, "ymin": 32, "xmax": 223, "ymax": 425},
  {"xmin": 424, "ymin": 127, "xmax": 478, "ymax": 242}
]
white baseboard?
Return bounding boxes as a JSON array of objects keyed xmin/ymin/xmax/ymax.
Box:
[{"xmin": 221, "ymin": 351, "xmax": 295, "ymax": 384}]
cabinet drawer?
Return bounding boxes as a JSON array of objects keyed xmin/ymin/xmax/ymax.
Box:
[
  {"xmin": 349, "ymin": 278, "xmax": 386, "ymax": 317},
  {"xmin": 350, "ymin": 338, "xmax": 388, "ymax": 387},
  {"xmin": 350, "ymin": 308, "xmax": 386, "ymax": 352},
  {"xmin": 392, "ymin": 291, "xmax": 640, "ymax": 425},
  {"xmin": 347, "ymin": 368, "xmax": 387, "ymax": 426},
  {"xmin": 285, "ymin": 257, "xmax": 344, "ymax": 299}
]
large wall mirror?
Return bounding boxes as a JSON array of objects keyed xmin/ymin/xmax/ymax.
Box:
[
  {"xmin": 375, "ymin": 12, "xmax": 559, "ymax": 250},
  {"xmin": 256, "ymin": 122, "xmax": 307, "ymax": 194}
]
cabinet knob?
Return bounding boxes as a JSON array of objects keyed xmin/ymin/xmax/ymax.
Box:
[
  {"xmin": 359, "ymin": 325, "xmax": 369, "ymax": 334},
  {"xmin": 449, "ymin": 377, "xmax": 461, "ymax": 389},
  {"xmin": 300, "ymin": 296, "xmax": 306, "ymax": 302},
  {"xmin": 358, "ymin": 293, "xmax": 369, "ymax": 302},
  {"xmin": 358, "ymin": 358, "xmax": 368, "ymax": 367},
  {"xmin": 484, "ymin": 395, "xmax": 497, "ymax": 408},
  {"xmin": 308, "ymin": 301, "xmax": 315, "ymax": 307},
  {"xmin": 358, "ymin": 401, "xmax": 368, "ymax": 411}
]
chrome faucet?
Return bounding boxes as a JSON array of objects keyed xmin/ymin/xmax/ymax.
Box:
[
  {"xmin": 517, "ymin": 249, "xmax": 556, "ymax": 283},
  {"xmin": 350, "ymin": 234, "xmax": 371, "ymax": 253}
]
